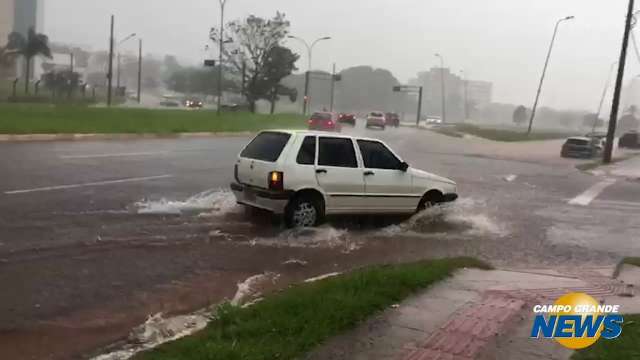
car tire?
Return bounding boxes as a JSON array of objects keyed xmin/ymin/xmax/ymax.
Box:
[
  {"xmin": 417, "ymin": 191, "xmax": 444, "ymax": 212},
  {"xmin": 285, "ymin": 195, "xmax": 322, "ymax": 228}
]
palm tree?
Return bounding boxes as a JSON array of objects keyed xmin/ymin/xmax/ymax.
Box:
[{"xmin": 6, "ymin": 27, "xmax": 52, "ymax": 94}]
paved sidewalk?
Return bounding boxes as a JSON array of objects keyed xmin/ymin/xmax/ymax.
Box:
[
  {"xmin": 307, "ymin": 266, "xmax": 638, "ymax": 360},
  {"xmin": 608, "ymin": 153, "xmax": 640, "ymax": 179}
]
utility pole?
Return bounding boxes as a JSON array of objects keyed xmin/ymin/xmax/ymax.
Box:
[
  {"xmin": 303, "ymin": 71, "xmax": 310, "ymax": 114},
  {"xmin": 604, "ymin": 0, "xmax": 635, "ymax": 163},
  {"xmin": 241, "ymin": 60, "xmax": 246, "ymax": 96},
  {"xmin": 137, "ymin": 38, "xmax": 142, "ymax": 104},
  {"xmin": 417, "ymin": 86, "xmax": 423, "ymax": 125},
  {"xmin": 330, "ymin": 63, "xmax": 336, "ymax": 112},
  {"xmin": 116, "ymin": 53, "xmax": 121, "ymax": 89},
  {"xmin": 216, "ymin": 0, "xmax": 227, "ymax": 115},
  {"xmin": 527, "ymin": 15, "xmax": 574, "ymax": 134},
  {"xmin": 107, "ymin": 15, "xmax": 114, "ymax": 107},
  {"xmin": 68, "ymin": 52, "xmax": 74, "ymax": 99}
]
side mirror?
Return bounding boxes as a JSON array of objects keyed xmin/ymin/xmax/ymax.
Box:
[{"xmin": 399, "ymin": 162, "xmax": 409, "ymax": 172}]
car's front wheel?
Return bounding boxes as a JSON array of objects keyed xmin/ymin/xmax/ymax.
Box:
[{"xmin": 285, "ymin": 195, "xmax": 322, "ymax": 228}]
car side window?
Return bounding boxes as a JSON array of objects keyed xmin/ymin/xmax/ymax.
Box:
[
  {"xmin": 318, "ymin": 137, "xmax": 358, "ymax": 168},
  {"xmin": 296, "ymin": 136, "xmax": 316, "ymax": 165},
  {"xmin": 357, "ymin": 140, "xmax": 402, "ymax": 170}
]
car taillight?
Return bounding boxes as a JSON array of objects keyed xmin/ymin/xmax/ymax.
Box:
[
  {"xmin": 308, "ymin": 119, "xmax": 314, "ymax": 124},
  {"xmin": 268, "ymin": 171, "xmax": 284, "ymax": 191},
  {"xmin": 327, "ymin": 121, "xmax": 334, "ymax": 126}
]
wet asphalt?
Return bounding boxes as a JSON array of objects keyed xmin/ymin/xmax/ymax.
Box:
[{"xmin": 0, "ymin": 121, "xmax": 638, "ymax": 359}]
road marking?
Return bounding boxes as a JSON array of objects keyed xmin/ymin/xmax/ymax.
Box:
[
  {"xmin": 60, "ymin": 151, "xmax": 168, "ymax": 159},
  {"xmin": 568, "ymin": 179, "xmax": 616, "ymax": 206},
  {"xmin": 4, "ymin": 175, "xmax": 174, "ymax": 195}
]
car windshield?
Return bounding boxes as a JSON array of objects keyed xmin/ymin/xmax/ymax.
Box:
[{"xmin": 566, "ymin": 139, "xmax": 589, "ymax": 146}]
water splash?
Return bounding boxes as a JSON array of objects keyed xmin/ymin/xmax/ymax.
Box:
[
  {"xmin": 249, "ymin": 226, "xmax": 360, "ymax": 253},
  {"xmin": 382, "ymin": 198, "xmax": 508, "ymax": 238},
  {"xmin": 133, "ymin": 189, "xmax": 237, "ymax": 215}
]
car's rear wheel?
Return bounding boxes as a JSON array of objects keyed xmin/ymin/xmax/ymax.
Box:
[{"xmin": 285, "ymin": 195, "xmax": 322, "ymax": 228}]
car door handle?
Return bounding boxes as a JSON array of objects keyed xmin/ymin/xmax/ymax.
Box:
[
  {"xmin": 364, "ymin": 171, "xmax": 375, "ymax": 176},
  {"xmin": 316, "ymin": 169, "xmax": 328, "ymax": 174}
]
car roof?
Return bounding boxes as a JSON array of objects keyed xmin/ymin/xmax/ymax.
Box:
[
  {"xmin": 566, "ymin": 136, "xmax": 591, "ymax": 141},
  {"xmin": 261, "ymin": 129, "xmax": 384, "ymax": 142}
]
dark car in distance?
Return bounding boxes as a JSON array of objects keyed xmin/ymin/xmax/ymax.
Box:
[
  {"xmin": 385, "ymin": 112, "xmax": 400, "ymax": 127},
  {"xmin": 561, "ymin": 137, "xmax": 602, "ymax": 158},
  {"xmin": 338, "ymin": 113, "xmax": 356, "ymax": 126},
  {"xmin": 184, "ymin": 98, "xmax": 204, "ymax": 108},
  {"xmin": 619, "ymin": 131, "xmax": 640, "ymax": 149}
]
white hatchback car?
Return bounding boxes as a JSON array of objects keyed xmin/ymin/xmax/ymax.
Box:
[{"xmin": 231, "ymin": 130, "xmax": 458, "ymax": 228}]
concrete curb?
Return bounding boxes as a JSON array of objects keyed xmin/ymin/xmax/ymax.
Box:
[{"xmin": 0, "ymin": 132, "xmax": 255, "ymax": 142}]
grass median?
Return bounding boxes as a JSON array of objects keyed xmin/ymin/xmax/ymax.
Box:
[
  {"xmin": 431, "ymin": 123, "xmax": 577, "ymax": 142},
  {"xmin": 0, "ymin": 104, "xmax": 306, "ymax": 134},
  {"xmin": 135, "ymin": 257, "xmax": 491, "ymax": 360},
  {"xmin": 571, "ymin": 314, "xmax": 640, "ymax": 359}
]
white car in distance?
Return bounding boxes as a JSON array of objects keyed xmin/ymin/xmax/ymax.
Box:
[{"xmin": 231, "ymin": 130, "xmax": 458, "ymax": 228}]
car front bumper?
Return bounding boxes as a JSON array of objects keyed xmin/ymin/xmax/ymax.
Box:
[
  {"xmin": 230, "ymin": 183, "xmax": 293, "ymax": 214},
  {"xmin": 442, "ymin": 193, "xmax": 458, "ymax": 203}
]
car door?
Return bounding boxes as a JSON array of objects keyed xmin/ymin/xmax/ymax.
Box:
[
  {"xmin": 315, "ymin": 136, "xmax": 366, "ymax": 213},
  {"xmin": 357, "ymin": 139, "xmax": 417, "ymax": 212}
]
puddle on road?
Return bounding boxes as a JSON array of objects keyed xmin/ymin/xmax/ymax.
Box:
[
  {"xmin": 249, "ymin": 226, "xmax": 360, "ymax": 253},
  {"xmin": 133, "ymin": 189, "xmax": 237, "ymax": 216}
]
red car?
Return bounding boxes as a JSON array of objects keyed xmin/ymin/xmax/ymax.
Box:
[
  {"xmin": 338, "ymin": 113, "xmax": 356, "ymax": 126},
  {"xmin": 308, "ymin": 112, "xmax": 342, "ymax": 132}
]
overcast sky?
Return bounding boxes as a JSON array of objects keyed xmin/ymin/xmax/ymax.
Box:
[{"xmin": 45, "ymin": 0, "xmax": 639, "ymax": 111}]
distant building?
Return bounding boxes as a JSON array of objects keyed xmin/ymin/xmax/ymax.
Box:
[
  {"xmin": 411, "ymin": 67, "xmax": 493, "ymax": 122},
  {"xmin": 0, "ymin": 0, "xmax": 45, "ymax": 79},
  {"xmin": 466, "ymin": 80, "xmax": 492, "ymax": 107},
  {"xmin": 0, "ymin": 0, "xmax": 14, "ymax": 45}
]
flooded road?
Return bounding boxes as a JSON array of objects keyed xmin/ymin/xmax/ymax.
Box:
[{"xmin": 0, "ymin": 123, "xmax": 636, "ymax": 359}]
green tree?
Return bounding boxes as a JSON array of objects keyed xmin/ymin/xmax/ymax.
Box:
[
  {"xmin": 513, "ymin": 105, "xmax": 528, "ymax": 126},
  {"xmin": 6, "ymin": 27, "xmax": 52, "ymax": 94},
  {"xmin": 261, "ymin": 46, "xmax": 298, "ymax": 114},
  {"xmin": 209, "ymin": 12, "xmax": 297, "ymax": 112}
]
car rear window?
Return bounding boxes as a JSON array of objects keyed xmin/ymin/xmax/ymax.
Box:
[
  {"xmin": 311, "ymin": 112, "xmax": 332, "ymax": 121},
  {"xmin": 240, "ymin": 132, "xmax": 291, "ymax": 162},
  {"xmin": 566, "ymin": 139, "xmax": 589, "ymax": 146},
  {"xmin": 370, "ymin": 112, "xmax": 383, "ymax": 117}
]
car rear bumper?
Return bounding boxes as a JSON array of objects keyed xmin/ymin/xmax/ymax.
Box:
[
  {"xmin": 366, "ymin": 120, "xmax": 385, "ymax": 127},
  {"xmin": 230, "ymin": 183, "xmax": 293, "ymax": 214}
]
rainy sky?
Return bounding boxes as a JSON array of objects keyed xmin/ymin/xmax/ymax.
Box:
[{"xmin": 45, "ymin": 0, "xmax": 639, "ymax": 111}]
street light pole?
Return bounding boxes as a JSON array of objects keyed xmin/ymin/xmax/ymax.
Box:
[
  {"xmin": 460, "ymin": 70, "xmax": 469, "ymax": 121},
  {"xmin": 434, "ymin": 53, "xmax": 447, "ymax": 123},
  {"xmin": 604, "ymin": 0, "xmax": 635, "ymax": 163},
  {"xmin": 137, "ymin": 38, "xmax": 143, "ymax": 104},
  {"xmin": 116, "ymin": 33, "xmax": 137, "ymax": 96},
  {"xmin": 216, "ymin": 0, "xmax": 227, "ymax": 115},
  {"xmin": 527, "ymin": 15, "xmax": 574, "ymax": 135},
  {"xmin": 592, "ymin": 61, "xmax": 618, "ymax": 133},
  {"xmin": 107, "ymin": 15, "xmax": 114, "ymax": 107},
  {"xmin": 288, "ymin": 35, "xmax": 331, "ymax": 115}
]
